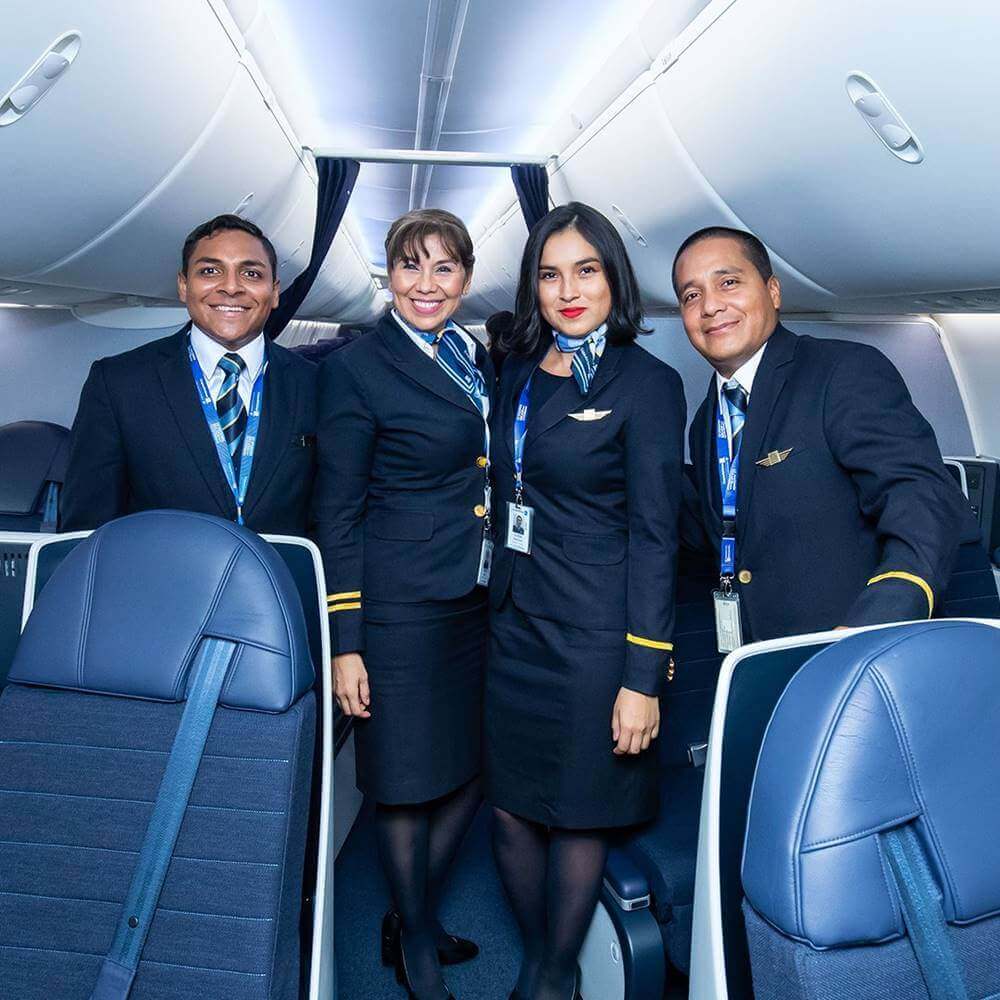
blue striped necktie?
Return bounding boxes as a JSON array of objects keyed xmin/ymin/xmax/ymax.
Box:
[
  {"xmin": 552, "ymin": 325, "xmax": 607, "ymax": 395},
  {"xmin": 215, "ymin": 353, "xmax": 247, "ymax": 465},
  {"xmin": 722, "ymin": 379, "xmax": 749, "ymax": 458}
]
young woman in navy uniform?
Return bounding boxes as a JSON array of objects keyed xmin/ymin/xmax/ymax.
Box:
[
  {"xmin": 486, "ymin": 203, "xmax": 685, "ymax": 1000},
  {"xmin": 314, "ymin": 209, "xmax": 494, "ymax": 1000}
]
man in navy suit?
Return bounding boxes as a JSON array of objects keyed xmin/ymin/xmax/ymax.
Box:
[
  {"xmin": 62, "ymin": 214, "xmax": 317, "ymax": 535},
  {"xmin": 675, "ymin": 226, "xmax": 969, "ymax": 644}
]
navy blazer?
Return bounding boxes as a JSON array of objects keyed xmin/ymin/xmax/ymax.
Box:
[
  {"xmin": 313, "ymin": 314, "xmax": 496, "ymax": 655},
  {"xmin": 686, "ymin": 323, "xmax": 969, "ymax": 641},
  {"xmin": 490, "ymin": 340, "xmax": 686, "ymax": 696},
  {"xmin": 61, "ymin": 324, "xmax": 317, "ymax": 535}
]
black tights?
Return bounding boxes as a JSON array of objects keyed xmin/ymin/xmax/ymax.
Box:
[
  {"xmin": 492, "ymin": 808, "xmax": 608, "ymax": 1000},
  {"xmin": 375, "ymin": 778, "xmax": 482, "ymax": 999}
]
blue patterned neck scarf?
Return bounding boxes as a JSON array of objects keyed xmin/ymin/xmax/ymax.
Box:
[
  {"xmin": 552, "ymin": 324, "xmax": 607, "ymax": 395},
  {"xmin": 397, "ymin": 313, "xmax": 487, "ymax": 416}
]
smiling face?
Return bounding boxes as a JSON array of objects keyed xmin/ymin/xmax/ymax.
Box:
[
  {"xmin": 389, "ymin": 232, "xmax": 470, "ymax": 334},
  {"xmin": 177, "ymin": 229, "xmax": 280, "ymax": 349},
  {"xmin": 537, "ymin": 227, "xmax": 613, "ymax": 338},
  {"xmin": 675, "ymin": 236, "xmax": 781, "ymax": 376}
]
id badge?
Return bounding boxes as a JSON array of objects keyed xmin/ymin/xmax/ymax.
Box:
[
  {"xmin": 713, "ymin": 589, "xmax": 744, "ymax": 653},
  {"xmin": 476, "ymin": 536, "xmax": 494, "ymax": 586},
  {"xmin": 505, "ymin": 501, "xmax": 534, "ymax": 554}
]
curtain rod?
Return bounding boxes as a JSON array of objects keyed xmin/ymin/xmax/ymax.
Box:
[{"xmin": 307, "ymin": 147, "xmax": 553, "ymax": 167}]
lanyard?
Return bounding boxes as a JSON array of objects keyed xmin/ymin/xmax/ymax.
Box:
[
  {"xmin": 512, "ymin": 372, "xmax": 534, "ymax": 505},
  {"xmin": 188, "ymin": 341, "xmax": 267, "ymax": 526},
  {"xmin": 715, "ymin": 405, "xmax": 740, "ymax": 584}
]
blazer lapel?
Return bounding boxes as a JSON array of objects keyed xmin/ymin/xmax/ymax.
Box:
[
  {"xmin": 735, "ymin": 324, "xmax": 797, "ymax": 532},
  {"xmin": 155, "ymin": 324, "xmax": 234, "ymax": 517},
  {"xmin": 525, "ymin": 341, "xmax": 625, "ymax": 444},
  {"xmin": 242, "ymin": 342, "xmax": 296, "ymax": 519},
  {"xmin": 379, "ymin": 315, "xmax": 483, "ymax": 418}
]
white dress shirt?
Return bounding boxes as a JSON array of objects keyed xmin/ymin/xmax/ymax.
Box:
[
  {"xmin": 190, "ymin": 325, "xmax": 266, "ymax": 411},
  {"xmin": 715, "ymin": 340, "xmax": 768, "ymax": 457}
]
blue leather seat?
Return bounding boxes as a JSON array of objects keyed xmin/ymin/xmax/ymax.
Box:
[
  {"xmin": 742, "ymin": 621, "xmax": 1000, "ymax": 999},
  {"xmin": 0, "ymin": 510, "xmax": 316, "ymax": 999},
  {"xmin": 0, "ymin": 420, "xmax": 69, "ymax": 531}
]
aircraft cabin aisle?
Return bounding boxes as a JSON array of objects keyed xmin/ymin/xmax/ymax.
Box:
[{"xmin": 2, "ymin": 2, "xmax": 1000, "ymax": 1000}]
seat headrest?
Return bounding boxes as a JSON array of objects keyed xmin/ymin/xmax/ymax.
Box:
[
  {"xmin": 0, "ymin": 420, "xmax": 70, "ymax": 514},
  {"xmin": 742, "ymin": 621, "xmax": 1000, "ymax": 948},
  {"xmin": 8, "ymin": 510, "xmax": 314, "ymax": 712}
]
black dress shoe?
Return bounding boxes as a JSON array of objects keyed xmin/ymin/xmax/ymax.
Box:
[
  {"xmin": 382, "ymin": 909, "xmax": 480, "ymax": 966},
  {"xmin": 392, "ymin": 938, "xmax": 456, "ymax": 999}
]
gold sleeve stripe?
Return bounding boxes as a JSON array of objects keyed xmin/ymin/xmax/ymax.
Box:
[
  {"xmin": 328, "ymin": 601, "xmax": 362, "ymax": 612},
  {"xmin": 867, "ymin": 571, "xmax": 934, "ymax": 618},
  {"xmin": 327, "ymin": 591, "xmax": 361, "ymax": 602},
  {"xmin": 626, "ymin": 633, "xmax": 674, "ymax": 651}
]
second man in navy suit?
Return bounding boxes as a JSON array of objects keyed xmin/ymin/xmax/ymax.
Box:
[
  {"xmin": 675, "ymin": 226, "xmax": 968, "ymax": 648},
  {"xmin": 61, "ymin": 214, "xmax": 317, "ymax": 536}
]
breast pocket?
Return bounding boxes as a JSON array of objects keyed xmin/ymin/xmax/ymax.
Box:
[
  {"xmin": 562, "ymin": 531, "xmax": 626, "ymax": 565},
  {"xmin": 368, "ymin": 510, "xmax": 435, "ymax": 541}
]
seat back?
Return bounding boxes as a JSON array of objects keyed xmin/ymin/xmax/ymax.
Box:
[
  {"xmin": 0, "ymin": 510, "xmax": 316, "ymax": 1000},
  {"xmin": 742, "ymin": 620, "xmax": 1000, "ymax": 1000},
  {"xmin": 0, "ymin": 420, "xmax": 69, "ymax": 531}
]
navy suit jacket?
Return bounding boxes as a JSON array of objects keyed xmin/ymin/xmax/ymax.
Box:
[
  {"xmin": 61, "ymin": 324, "xmax": 317, "ymax": 536},
  {"xmin": 685, "ymin": 323, "xmax": 968, "ymax": 641},
  {"xmin": 312, "ymin": 314, "xmax": 496, "ymax": 655},
  {"xmin": 490, "ymin": 340, "xmax": 686, "ymax": 696}
]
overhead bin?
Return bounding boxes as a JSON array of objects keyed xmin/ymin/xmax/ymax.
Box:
[
  {"xmin": 655, "ymin": 0, "xmax": 1000, "ymax": 298},
  {"xmin": 0, "ymin": 1, "xmax": 382, "ymax": 325}
]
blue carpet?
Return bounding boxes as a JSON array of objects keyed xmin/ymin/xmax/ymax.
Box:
[{"xmin": 335, "ymin": 800, "xmax": 521, "ymax": 999}]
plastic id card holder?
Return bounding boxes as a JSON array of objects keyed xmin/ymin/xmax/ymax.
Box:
[
  {"xmin": 476, "ymin": 537, "xmax": 494, "ymax": 586},
  {"xmin": 713, "ymin": 589, "xmax": 744, "ymax": 653},
  {"xmin": 505, "ymin": 501, "xmax": 534, "ymax": 554}
]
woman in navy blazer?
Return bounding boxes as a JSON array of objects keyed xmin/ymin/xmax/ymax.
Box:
[
  {"xmin": 314, "ymin": 209, "xmax": 493, "ymax": 1000},
  {"xmin": 486, "ymin": 204, "xmax": 685, "ymax": 1000}
]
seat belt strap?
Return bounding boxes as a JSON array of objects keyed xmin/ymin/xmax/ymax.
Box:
[
  {"xmin": 89, "ymin": 636, "xmax": 238, "ymax": 1000},
  {"xmin": 40, "ymin": 481, "xmax": 59, "ymax": 532},
  {"xmin": 880, "ymin": 824, "xmax": 970, "ymax": 1000}
]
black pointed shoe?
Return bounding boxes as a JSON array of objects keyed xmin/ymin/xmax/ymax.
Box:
[
  {"xmin": 382, "ymin": 909, "xmax": 480, "ymax": 967},
  {"xmin": 392, "ymin": 937, "xmax": 456, "ymax": 1000}
]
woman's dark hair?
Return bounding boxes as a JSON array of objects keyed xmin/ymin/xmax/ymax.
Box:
[
  {"xmin": 503, "ymin": 202, "xmax": 649, "ymax": 355},
  {"xmin": 384, "ymin": 208, "xmax": 475, "ymax": 273}
]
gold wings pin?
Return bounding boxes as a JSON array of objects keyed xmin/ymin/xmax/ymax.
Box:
[
  {"xmin": 568, "ymin": 408, "xmax": 612, "ymax": 422},
  {"xmin": 756, "ymin": 448, "xmax": 793, "ymax": 467}
]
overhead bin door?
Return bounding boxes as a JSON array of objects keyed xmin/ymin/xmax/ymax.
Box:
[
  {"xmin": 0, "ymin": 1, "xmax": 315, "ymax": 299},
  {"xmin": 552, "ymin": 82, "xmax": 836, "ymax": 312},
  {"xmin": 655, "ymin": 0, "xmax": 1000, "ymax": 298}
]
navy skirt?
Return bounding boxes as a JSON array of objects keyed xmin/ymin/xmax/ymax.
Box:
[
  {"xmin": 354, "ymin": 589, "xmax": 487, "ymax": 805},
  {"xmin": 485, "ymin": 598, "xmax": 659, "ymax": 829}
]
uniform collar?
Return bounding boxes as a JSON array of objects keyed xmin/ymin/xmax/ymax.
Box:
[
  {"xmin": 190, "ymin": 324, "xmax": 266, "ymax": 379},
  {"xmin": 715, "ymin": 336, "xmax": 768, "ymax": 401}
]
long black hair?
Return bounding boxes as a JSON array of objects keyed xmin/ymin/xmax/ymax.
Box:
[{"xmin": 502, "ymin": 202, "xmax": 649, "ymax": 356}]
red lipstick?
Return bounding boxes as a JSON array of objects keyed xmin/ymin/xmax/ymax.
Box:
[{"xmin": 559, "ymin": 307, "xmax": 586, "ymax": 319}]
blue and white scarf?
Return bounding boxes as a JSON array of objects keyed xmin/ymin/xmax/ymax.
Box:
[{"xmin": 552, "ymin": 323, "xmax": 607, "ymax": 395}]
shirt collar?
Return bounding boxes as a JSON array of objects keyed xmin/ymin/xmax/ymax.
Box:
[
  {"xmin": 391, "ymin": 308, "xmax": 472, "ymax": 360},
  {"xmin": 190, "ymin": 325, "xmax": 266, "ymax": 379},
  {"xmin": 715, "ymin": 338, "xmax": 768, "ymax": 400}
]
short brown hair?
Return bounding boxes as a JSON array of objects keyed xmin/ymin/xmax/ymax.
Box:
[{"xmin": 384, "ymin": 208, "xmax": 474, "ymax": 273}]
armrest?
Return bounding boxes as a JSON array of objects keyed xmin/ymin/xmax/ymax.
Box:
[{"xmin": 603, "ymin": 847, "xmax": 651, "ymax": 912}]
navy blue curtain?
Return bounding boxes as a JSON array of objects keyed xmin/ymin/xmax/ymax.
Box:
[
  {"xmin": 265, "ymin": 157, "xmax": 360, "ymax": 339},
  {"xmin": 511, "ymin": 163, "xmax": 550, "ymax": 231}
]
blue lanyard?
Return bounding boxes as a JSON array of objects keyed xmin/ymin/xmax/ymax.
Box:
[
  {"xmin": 188, "ymin": 342, "xmax": 267, "ymax": 526},
  {"xmin": 512, "ymin": 373, "xmax": 533, "ymax": 505},
  {"xmin": 716, "ymin": 406, "xmax": 740, "ymax": 578}
]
